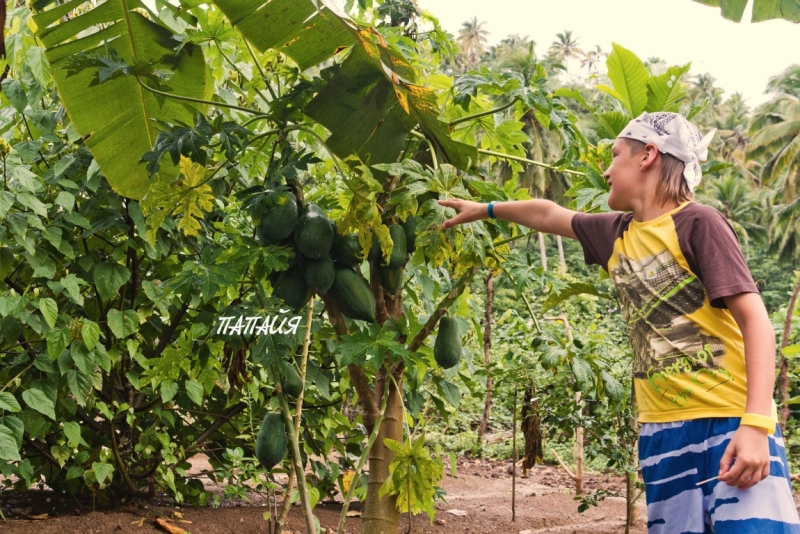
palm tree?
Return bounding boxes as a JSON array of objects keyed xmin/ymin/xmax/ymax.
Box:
[
  {"xmin": 548, "ymin": 30, "xmax": 583, "ymax": 68},
  {"xmin": 765, "ymin": 64, "xmax": 800, "ymax": 99},
  {"xmin": 457, "ymin": 17, "xmax": 490, "ymax": 69},
  {"xmin": 580, "ymin": 45, "xmax": 606, "ymax": 74},
  {"xmin": 695, "ymin": 173, "xmax": 767, "ymax": 259},
  {"xmin": 745, "ymin": 67, "xmax": 800, "ymax": 197},
  {"xmin": 643, "ymin": 57, "xmax": 667, "ymax": 76}
]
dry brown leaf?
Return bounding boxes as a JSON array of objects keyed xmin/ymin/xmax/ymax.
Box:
[
  {"xmin": 446, "ymin": 509, "xmax": 468, "ymax": 517},
  {"xmin": 155, "ymin": 517, "xmax": 186, "ymax": 534},
  {"xmin": 177, "ymin": 520, "xmax": 193, "ymax": 524},
  {"xmin": 131, "ymin": 517, "xmax": 146, "ymax": 527},
  {"xmin": 30, "ymin": 513, "xmax": 49, "ymax": 520},
  {"xmin": 173, "ymin": 511, "xmax": 183, "ymax": 519},
  {"xmin": 345, "ymin": 510, "xmax": 362, "ymax": 517}
]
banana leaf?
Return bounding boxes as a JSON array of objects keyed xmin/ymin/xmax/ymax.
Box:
[{"xmin": 34, "ymin": 0, "xmax": 210, "ymax": 200}]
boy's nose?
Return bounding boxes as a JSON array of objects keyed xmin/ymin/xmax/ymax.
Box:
[{"xmin": 603, "ymin": 169, "xmax": 611, "ymax": 182}]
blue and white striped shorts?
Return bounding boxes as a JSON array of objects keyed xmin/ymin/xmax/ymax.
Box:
[{"xmin": 639, "ymin": 418, "xmax": 800, "ymax": 533}]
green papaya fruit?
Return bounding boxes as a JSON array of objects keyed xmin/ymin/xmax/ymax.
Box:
[
  {"xmin": 256, "ymin": 192, "xmax": 299, "ymax": 245},
  {"xmin": 378, "ymin": 264, "xmax": 404, "ymax": 294},
  {"xmin": 255, "ymin": 413, "xmax": 287, "ymax": 471},
  {"xmin": 303, "ymin": 253, "xmax": 335, "ymax": 294},
  {"xmin": 294, "ymin": 204, "xmax": 334, "ymax": 259},
  {"xmin": 386, "ymin": 224, "xmax": 407, "ymax": 268},
  {"xmin": 328, "ymin": 265, "xmax": 376, "ymax": 323},
  {"xmin": 401, "ymin": 215, "xmax": 417, "ymax": 253},
  {"xmin": 273, "ymin": 269, "xmax": 312, "ymax": 311},
  {"xmin": 434, "ymin": 316, "xmax": 461, "ymax": 369},
  {"xmin": 368, "ymin": 230, "xmax": 381, "ymax": 262},
  {"xmin": 331, "ymin": 232, "xmax": 364, "ymax": 267},
  {"xmin": 282, "ymin": 363, "xmax": 303, "ymax": 398}
]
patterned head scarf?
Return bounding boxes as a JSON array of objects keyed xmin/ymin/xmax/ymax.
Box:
[{"xmin": 618, "ymin": 112, "xmax": 717, "ymax": 190}]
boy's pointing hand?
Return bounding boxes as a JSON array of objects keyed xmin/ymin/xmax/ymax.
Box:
[{"xmin": 437, "ymin": 199, "xmax": 488, "ymax": 230}]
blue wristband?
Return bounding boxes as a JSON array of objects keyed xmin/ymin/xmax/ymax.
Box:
[{"xmin": 487, "ymin": 201, "xmax": 498, "ymax": 219}]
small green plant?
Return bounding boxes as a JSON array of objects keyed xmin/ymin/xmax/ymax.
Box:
[{"xmin": 379, "ymin": 435, "xmax": 444, "ymax": 522}]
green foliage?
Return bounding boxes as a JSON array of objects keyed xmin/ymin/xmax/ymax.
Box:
[
  {"xmin": 593, "ymin": 43, "xmax": 691, "ymax": 138},
  {"xmin": 379, "ymin": 436, "xmax": 444, "ymax": 521}
]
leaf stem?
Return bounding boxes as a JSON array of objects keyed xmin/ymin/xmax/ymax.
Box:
[
  {"xmin": 0, "ymin": 362, "xmax": 35, "ymax": 394},
  {"xmin": 135, "ymin": 77, "xmax": 268, "ymax": 116},
  {"xmin": 243, "ymin": 38, "xmax": 279, "ymax": 102},
  {"xmin": 278, "ymin": 392, "xmax": 316, "ymax": 534},
  {"xmin": 448, "ymin": 97, "xmax": 519, "ymax": 127},
  {"xmin": 478, "ymin": 148, "xmax": 585, "ymax": 176},
  {"xmin": 288, "ymin": 125, "xmax": 346, "ymax": 176},
  {"xmin": 487, "ymin": 249, "xmax": 542, "ymax": 333},
  {"xmin": 217, "ymin": 42, "xmax": 272, "ymax": 108}
]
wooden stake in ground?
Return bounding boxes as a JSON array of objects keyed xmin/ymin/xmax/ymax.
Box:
[
  {"xmin": 478, "ymin": 270, "xmax": 496, "ymax": 447},
  {"xmin": 512, "ymin": 384, "xmax": 518, "ymax": 522}
]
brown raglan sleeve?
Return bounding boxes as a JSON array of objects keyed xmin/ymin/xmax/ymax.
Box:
[
  {"xmin": 570, "ymin": 212, "xmax": 628, "ymax": 270},
  {"xmin": 675, "ymin": 204, "xmax": 758, "ymax": 309}
]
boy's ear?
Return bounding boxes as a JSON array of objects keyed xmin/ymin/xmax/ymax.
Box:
[{"xmin": 640, "ymin": 143, "xmax": 660, "ymax": 170}]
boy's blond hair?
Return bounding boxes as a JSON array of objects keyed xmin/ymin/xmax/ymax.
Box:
[{"xmin": 621, "ymin": 138, "xmax": 693, "ymax": 207}]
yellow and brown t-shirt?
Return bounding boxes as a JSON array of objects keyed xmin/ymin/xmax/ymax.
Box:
[{"xmin": 571, "ymin": 201, "xmax": 759, "ymax": 423}]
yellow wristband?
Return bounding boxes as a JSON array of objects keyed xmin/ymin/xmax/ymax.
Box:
[{"xmin": 740, "ymin": 413, "xmax": 776, "ymax": 434}]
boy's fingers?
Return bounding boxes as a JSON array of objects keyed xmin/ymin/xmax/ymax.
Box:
[{"xmin": 718, "ymin": 444, "xmax": 735, "ymax": 476}]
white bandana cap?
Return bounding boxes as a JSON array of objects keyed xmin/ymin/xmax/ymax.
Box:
[{"xmin": 618, "ymin": 112, "xmax": 717, "ymax": 190}]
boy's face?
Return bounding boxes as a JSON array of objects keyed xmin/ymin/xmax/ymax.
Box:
[{"xmin": 604, "ymin": 138, "xmax": 651, "ymax": 211}]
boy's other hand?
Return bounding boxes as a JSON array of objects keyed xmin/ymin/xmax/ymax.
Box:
[
  {"xmin": 437, "ymin": 199, "xmax": 487, "ymax": 230},
  {"xmin": 718, "ymin": 425, "xmax": 770, "ymax": 490}
]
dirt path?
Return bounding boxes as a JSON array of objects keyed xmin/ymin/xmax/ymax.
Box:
[{"xmin": 1, "ymin": 458, "xmax": 797, "ymax": 533}]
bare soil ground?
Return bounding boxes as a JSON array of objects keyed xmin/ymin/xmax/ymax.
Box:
[{"xmin": 1, "ymin": 456, "xmax": 798, "ymax": 534}]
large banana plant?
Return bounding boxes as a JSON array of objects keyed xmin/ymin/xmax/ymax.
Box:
[
  {"xmin": 694, "ymin": 0, "xmax": 800, "ymax": 23},
  {"xmin": 33, "ymin": 0, "xmax": 210, "ymax": 199},
  {"xmin": 212, "ymin": 0, "xmax": 477, "ymax": 169}
]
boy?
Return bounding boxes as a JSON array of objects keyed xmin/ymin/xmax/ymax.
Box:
[{"xmin": 438, "ymin": 112, "xmax": 800, "ymax": 533}]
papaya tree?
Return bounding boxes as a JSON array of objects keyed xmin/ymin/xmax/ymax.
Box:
[{"xmin": 3, "ymin": 2, "xmax": 590, "ymax": 534}]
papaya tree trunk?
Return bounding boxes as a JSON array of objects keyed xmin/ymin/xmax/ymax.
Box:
[
  {"xmin": 538, "ymin": 232, "xmax": 548, "ymax": 271},
  {"xmin": 362, "ymin": 371, "xmax": 404, "ymax": 534},
  {"xmin": 321, "ymin": 262, "xmax": 479, "ymax": 534},
  {"xmin": 478, "ymin": 271, "xmax": 495, "ymax": 447},
  {"xmin": 556, "ymin": 235, "xmax": 566, "ymax": 274},
  {"xmin": 779, "ymin": 275, "xmax": 800, "ymax": 431}
]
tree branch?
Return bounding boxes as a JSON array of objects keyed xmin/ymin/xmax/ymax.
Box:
[
  {"xmin": 153, "ymin": 302, "xmax": 190, "ymax": 358},
  {"xmin": 449, "ymin": 97, "xmax": 519, "ymax": 127},
  {"xmin": 407, "ymin": 265, "xmax": 480, "ymax": 353},
  {"xmin": 185, "ymin": 402, "xmax": 247, "ymax": 453}
]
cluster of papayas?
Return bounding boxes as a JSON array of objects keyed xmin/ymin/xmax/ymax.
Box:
[
  {"xmin": 256, "ymin": 189, "xmax": 418, "ymax": 323},
  {"xmin": 256, "ymin": 192, "xmax": 335, "ymax": 312}
]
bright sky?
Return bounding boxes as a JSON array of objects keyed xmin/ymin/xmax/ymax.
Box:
[
  {"xmin": 140, "ymin": 0, "xmax": 799, "ymax": 108},
  {"xmin": 415, "ymin": 0, "xmax": 800, "ymax": 107}
]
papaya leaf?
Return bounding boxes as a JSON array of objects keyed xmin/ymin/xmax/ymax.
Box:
[
  {"xmin": 379, "ymin": 436, "xmax": 443, "ymax": 521},
  {"xmin": 141, "ymin": 155, "xmax": 215, "ymax": 241},
  {"xmin": 542, "ymin": 281, "xmax": 613, "ymax": 312}
]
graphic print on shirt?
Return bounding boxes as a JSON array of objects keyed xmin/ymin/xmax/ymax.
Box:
[{"xmin": 610, "ymin": 249, "xmax": 729, "ymax": 405}]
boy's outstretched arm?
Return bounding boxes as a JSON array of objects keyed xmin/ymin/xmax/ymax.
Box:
[
  {"xmin": 718, "ymin": 291, "xmax": 776, "ymax": 490},
  {"xmin": 438, "ymin": 199, "xmax": 578, "ymax": 239}
]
